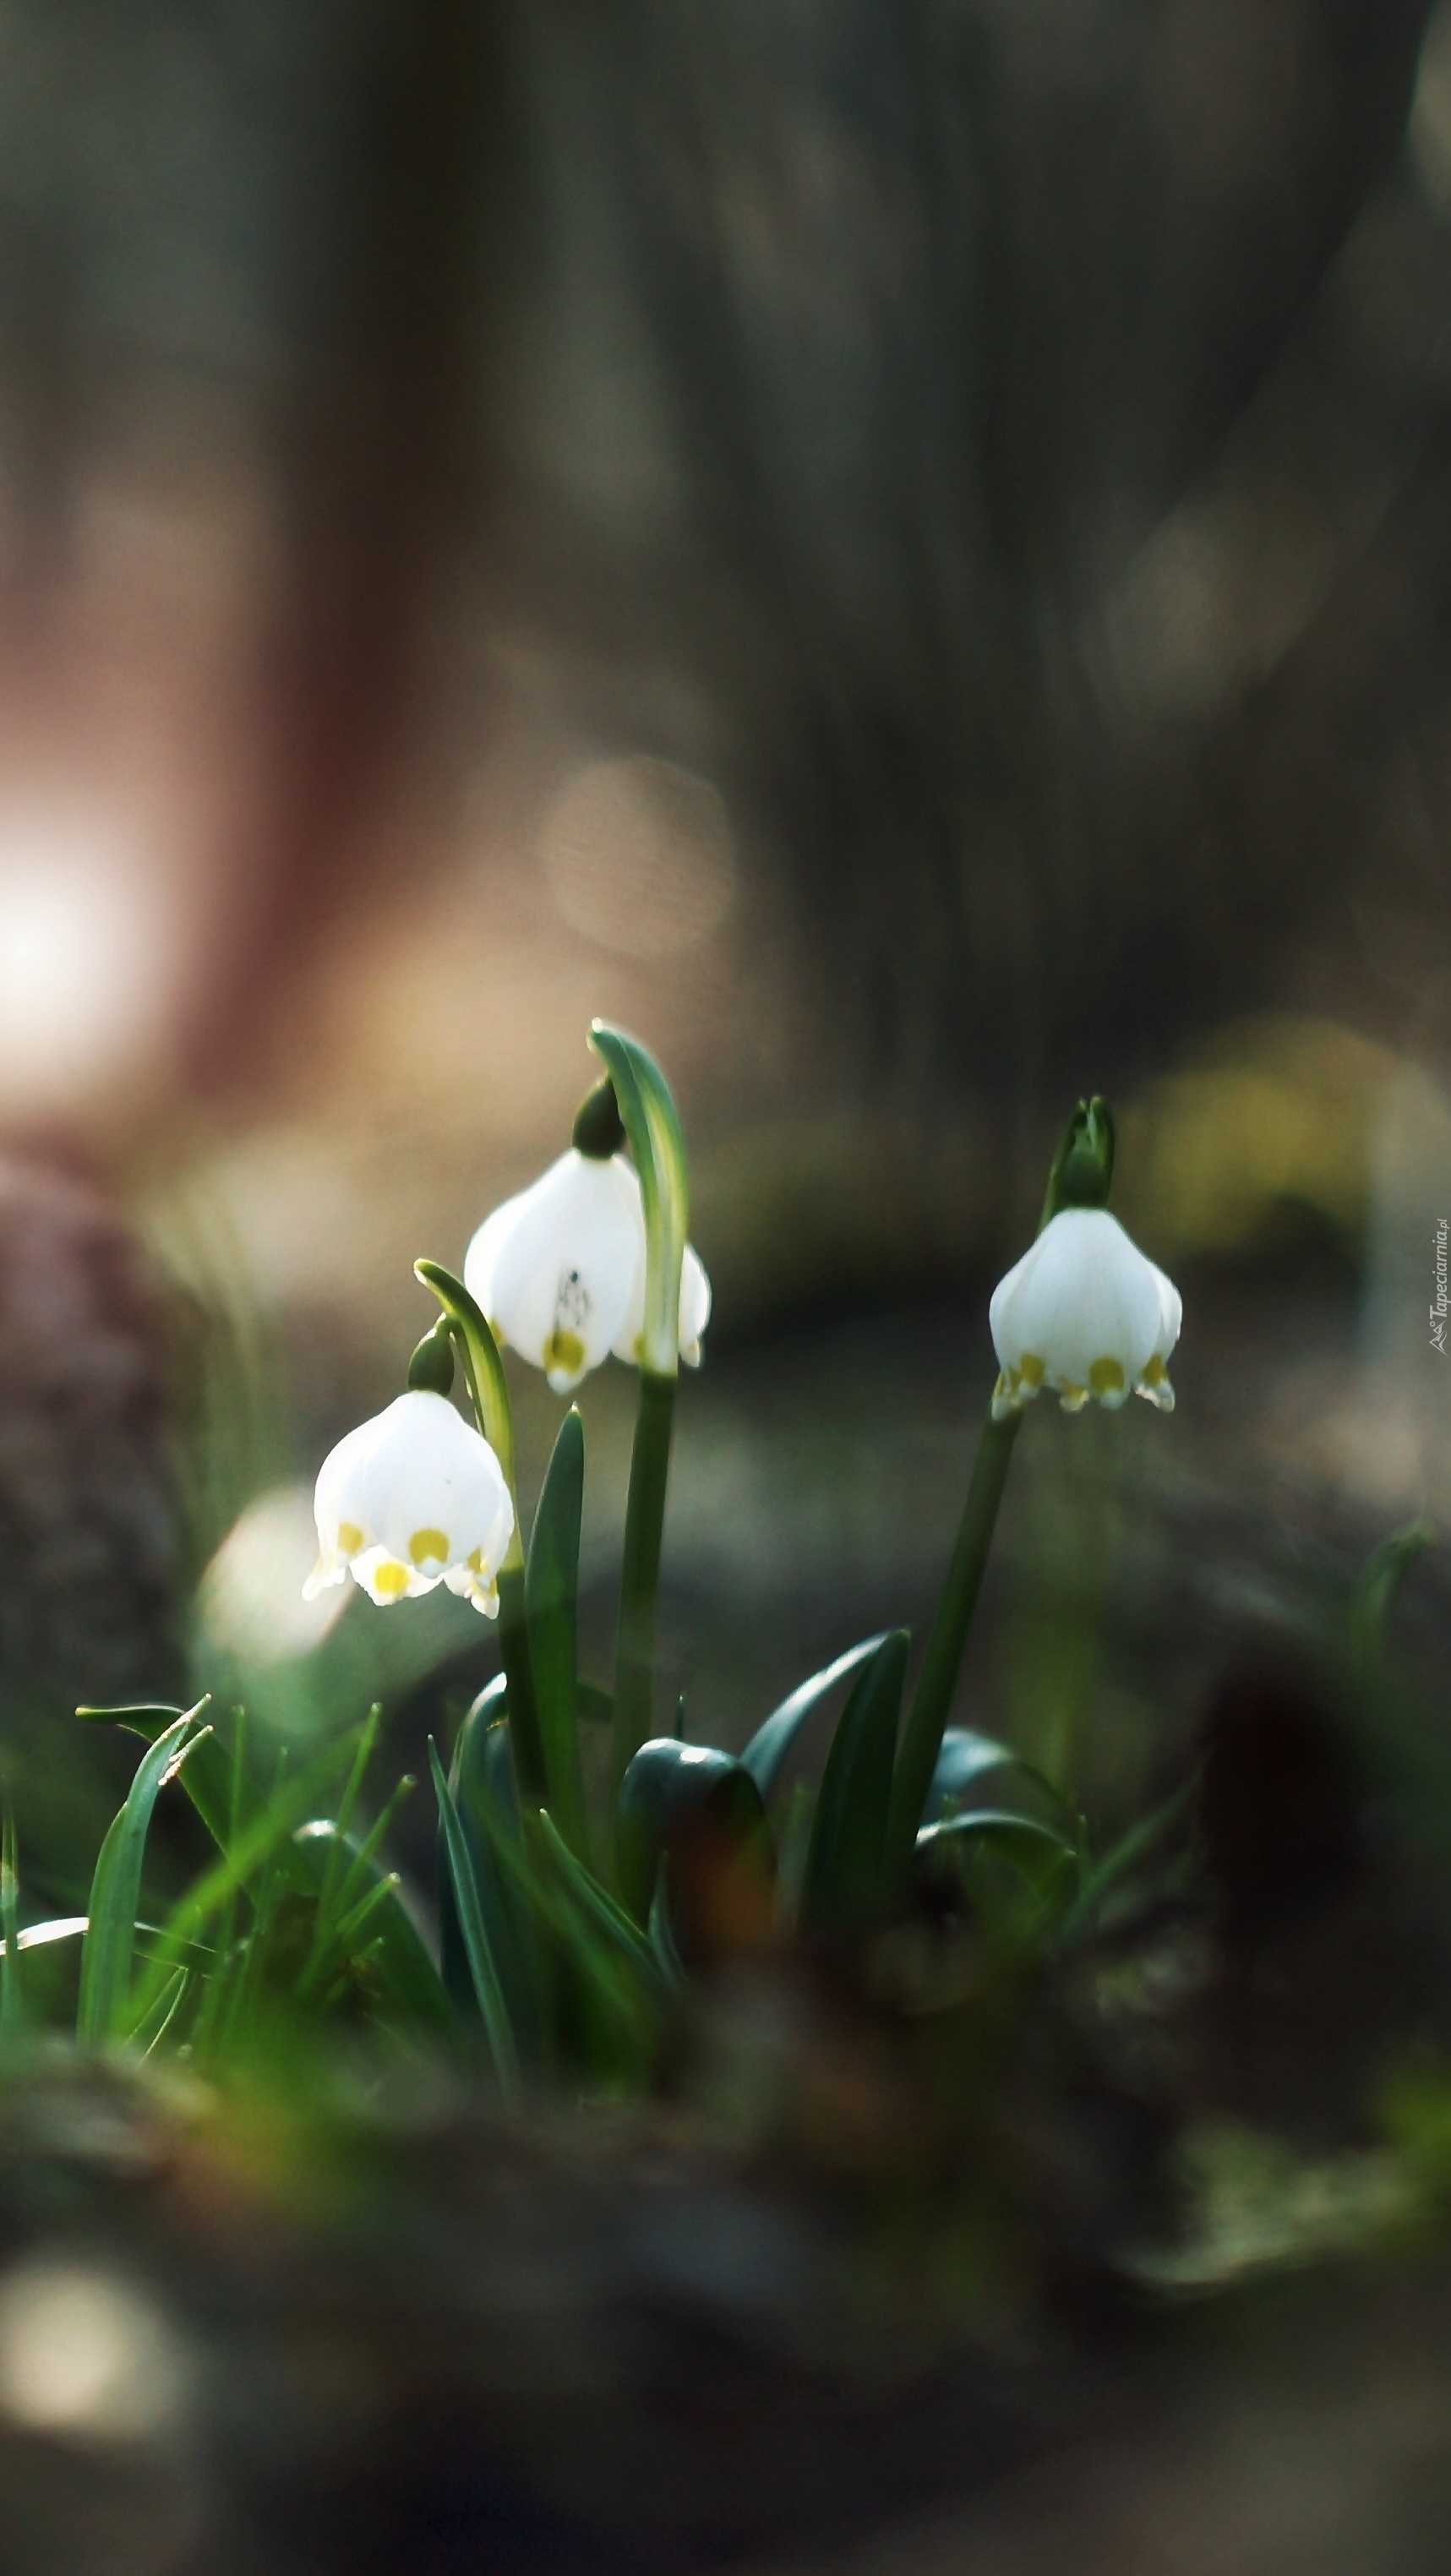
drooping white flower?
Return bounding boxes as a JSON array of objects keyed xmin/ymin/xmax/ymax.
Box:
[
  {"xmin": 464, "ymin": 1149, "xmax": 712, "ymax": 1393},
  {"xmin": 608, "ymin": 1161, "xmax": 712, "ymax": 1369},
  {"xmin": 303, "ymin": 1389, "xmax": 514, "ymax": 1616},
  {"xmin": 989, "ymin": 1208, "xmax": 1181, "ymax": 1420}
]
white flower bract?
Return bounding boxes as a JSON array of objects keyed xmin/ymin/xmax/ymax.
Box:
[
  {"xmin": 303, "ymin": 1389, "xmax": 514, "ymax": 1616},
  {"xmin": 464, "ymin": 1147, "xmax": 711, "ymax": 1393},
  {"xmin": 989, "ymin": 1208, "xmax": 1181, "ymax": 1420}
]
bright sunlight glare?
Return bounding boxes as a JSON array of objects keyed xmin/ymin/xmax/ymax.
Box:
[{"xmin": 0, "ymin": 799, "xmax": 177, "ymax": 1111}]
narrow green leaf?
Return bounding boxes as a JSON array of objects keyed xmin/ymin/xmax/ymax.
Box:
[
  {"xmin": 215, "ymin": 1851, "xmax": 284, "ymax": 2060},
  {"xmin": 128, "ymin": 1734, "xmax": 354, "ymax": 2031},
  {"xmin": 77, "ymin": 1699, "xmax": 235, "ymax": 1850},
  {"xmin": 526, "ymin": 1408, "xmax": 590, "ymax": 1858},
  {"xmin": 740, "ymin": 1635, "xmax": 886, "ymax": 1801},
  {"xmin": 533, "ymin": 1809, "xmax": 660, "ymax": 1985},
  {"xmin": 429, "ymin": 1739, "xmax": 521, "ymax": 2099},
  {"xmin": 915, "ymin": 1807, "xmax": 1077, "ymax": 1864},
  {"xmin": 289, "ymin": 1819, "xmax": 451, "ymax": 2030},
  {"xmin": 467, "ymin": 1782, "xmax": 657, "ymax": 2048},
  {"xmin": 799, "ymin": 1630, "xmax": 910, "ymax": 1940},
  {"xmin": 78, "ymin": 1711, "xmax": 198, "ymax": 2044},
  {"xmin": 440, "ymin": 1678, "xmax": 543, "ymax": 2053},
  {"xmin": 133, "ymin": 1966, "xmax": 190, "ymax": 2057},
  {"xmin": 1057, "ymin": 1771, "xmax": 1199, "ymax": 1948},
  {"xmin": 317, "ymin": 1704, "xmax": 382, "ymax": 1930},
  {"xmin": 926, "ymin": 1727, "xmax": 1072, "ymax": 1822},
  {"xmin": 1349, "ymin": 1518, "xmax": 1437, "ymax": 1687}
]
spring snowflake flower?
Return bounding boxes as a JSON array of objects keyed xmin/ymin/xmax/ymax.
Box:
[
  {"xmin": 989, "ymin": 1208, "xmax": 1181, "ymax": 1420},
  {"xmin": 464, "ymin": 1149, "xmax": 711, "ymax": 1394},
  {"xmin": 303, "ymin": 1390, "xmax": 514, "ymax": 1616},
  {"xmin": 608, "ymin": 1160, "xmax": 712, "ymax": 1368}
]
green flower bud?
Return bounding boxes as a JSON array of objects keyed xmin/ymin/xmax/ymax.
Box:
[
  {"xmin": 406, "ymin": 1318, "xmax": 455, "ymax": 1397},
  {"xmin": 571, "ymin": 1078, "xmax": 627, "ymax": 1160},
  {"xmin": 1043, "ymin": 1094, "xmax": 1116, "ymax": 1220}
]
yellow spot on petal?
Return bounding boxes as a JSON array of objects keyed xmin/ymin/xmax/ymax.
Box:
[
  {"xmin": 1088, "ymin": 1356, "xmax": 1126, "ymax": 1399},
  {"xmin": 373, "ymin": 1559, "xmax": 411, "ymax": 1597},
  {"xmin": 543, "ymin": 1327, "xmax": 586, "ymax": 1379},
  {"xmin": 466, "ymin": 1546, "xmax": 483, "ymax": 1571},
  {"xmin": 1018, "ymin": 1351, "xmax": 1046, "ymax": 1389},
  {"xmin": 1141, "ymin": 1355, "xmax": 1168, "ymax": 1387},
  {"xmin": 409, "ymin": 1526, "xmax": 450, "ymax": 1568},
  {"xmin": 338, "ymin": 1520, "xmax": 364, "ymax": 1556},
  {"xmin": 1059, "ymin": 1381, "xmax": 1088, "ymax": 1412}
]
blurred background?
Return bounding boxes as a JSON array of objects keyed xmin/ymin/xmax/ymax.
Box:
[{"xmin": 0, "ymin": 0, "xmax": 1447, "ymax": 1873}]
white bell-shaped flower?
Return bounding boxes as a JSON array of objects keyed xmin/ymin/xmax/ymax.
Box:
[
  {"xmin": 303, "ymin": 1389, "xmax": 514, "ymax": 1616},
  {"xmin": 464, "ymin": 1149, "xmax": 712, "ymax": 1392},
  {"xmin": 989, "ymin": 1208, "xmax": 1181, "ymax": 1420},
  {"xmin": 608, "ymin": 1161, "xmax": 712, "ymax": 1369}
]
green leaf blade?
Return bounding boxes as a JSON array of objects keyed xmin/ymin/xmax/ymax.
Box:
[
  {"xmin": 78, "ymin": 1710, "xmax": 197, "ymax": 2045},
  {"xmin": 799, "ymin": 1629, "xmax": 910, "ymax": 1941},
  {"xmin": 526, "ymin": 1409, "xmax": 590, "ymax": 1859},
  {"xmin": 429, "ymin": 1738, "xmax": 521, "ymax": 2099},
  {"xmin": 740, "ymin": 1635, "xmax": 886, "ymax": 1802}
]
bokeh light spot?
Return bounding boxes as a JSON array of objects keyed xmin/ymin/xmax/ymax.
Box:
[
  {"xmin": 541, "ymin": 756, "xmax": 737, "ymax": 957},
  {"xmin": 0, "ymin": 797, "xmax": 176, "ymax": 1111},
  {"xmin": 200, "ymin": 1482, "xmax": 347, "ymax": 1667},
  {"xmin": 0, "ymin": 2262, "xmax": 183, "ymax": 2442}
]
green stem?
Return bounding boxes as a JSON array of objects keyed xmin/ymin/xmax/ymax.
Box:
[
  {"xmin": 414, "ymin": 1259, "xmax": 519, "ymax": 1533},
  {"xmin": 611, "ymin": 1369, "xmax": 676, "ymax": 1794},
  {"xmin": 496, "ymin": 1566, "xmax": 546, "ymax": 1804},
  {"xmin": 886, "ymin": 1406, "xmax": 1021, "ymax": 1886},
  {"xmin": 413, "ymin": 1260, "xmax": 545, "ymax": 1804}
]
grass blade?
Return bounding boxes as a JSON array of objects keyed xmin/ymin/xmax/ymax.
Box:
[
  {"xmin": 75, "ymin": 1700, "xmax": 236, "ymax": 1850},
  {"xmin": 1056, "ymin": 1771, "xmax": 1199, "ymax": 1948},
  {"xmin": 78, "ymin": 1711, "xmax": 199, "ymax": 2044},
  {"xmin": 133, "ymin": 1966, "xmax": 191, "ymax": 2057},
  {"xmin": 291, "ymin": 1820, "xmax": 450, "ymax": 2029},
  {"xmin": 429, "ymin": 1739, "xmax": 520, "ymax": 2099},
  {"xmin": 127, "ymin": 1733, "xmax": 354, "ymax": 2032}
]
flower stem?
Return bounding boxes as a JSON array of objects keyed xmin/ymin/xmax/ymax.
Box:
[
  {"xmin": 611, "ymin": 1368, "xmax": 676, "ymax": 1794},
  {"xmin": 885, "ymin": 1406, "xmax": 1022, "ymax": 1887},
  {"xmin": 413, "ymin": 1259, "xmax": 546, "ymax": 1805}
]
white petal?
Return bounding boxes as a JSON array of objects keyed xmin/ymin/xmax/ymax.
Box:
[
  {"xmin": 358, "ymin": 1390, "xmax": 514, "ymax": 1580},
  {"xmin": 466, "ymin": 1150, "xmax": 639, "ymax": 1388},
  {"xmin": 990, "ymin": 1209, "xmax": 1173, "ymax": 1411},
  {"xmin": 608, "ymin": 1162, "xmax": 712, "ymax": 1368},
  {"xmin": 442, "ymin": 1561, "xmax": 501, "ymax": 1617},
  {"xmin": 1150, "ymin": 1262, "xmax": 1182, "ymax": 1362},
  {"xmin": 312, "ymin": 1414, "xmax": 381, "ymax": 1553}
]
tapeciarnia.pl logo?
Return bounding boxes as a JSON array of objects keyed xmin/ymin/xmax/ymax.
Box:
[{"xmin": 1433, "ymin": 1218, "xmax": 1448, "ymax": 1354}]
